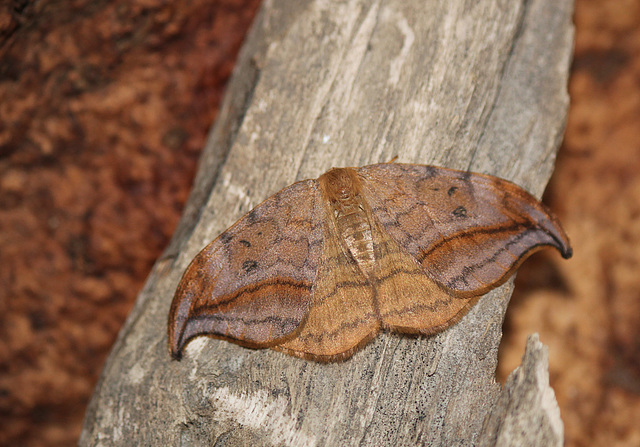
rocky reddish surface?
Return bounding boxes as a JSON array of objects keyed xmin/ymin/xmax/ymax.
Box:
[{"xmin": 0, "ymin": 1, "xmax": 260, "ymax": 445}]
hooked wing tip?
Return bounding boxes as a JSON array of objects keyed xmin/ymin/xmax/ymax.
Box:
[
  {"xmin": 538, "ymin": 211, "xmax": 572, "ymax": 260},
  {"xmin": 548, "ymin": 227, "xmax": 572, "ymax": 259},
  {"xmin": 169, "ymin": 329, "xmax": 185, "ymax": 361},
  {"xmin": 168, "ymin": 310, "xmax": 188, "ymax": 361},
  {"xmin": 171, "ymin": 348, "xmax": 183, "ymax": 361}
]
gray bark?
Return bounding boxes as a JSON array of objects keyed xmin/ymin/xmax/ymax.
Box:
[
  {"xmin": 80, "ymin": 0, "xmax": 574, "ymax": 445},
  {"xmin": 479, "ymin": 334, "xmax": 564, "ymax": 447}
]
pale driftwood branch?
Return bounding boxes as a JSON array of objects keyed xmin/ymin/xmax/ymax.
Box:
[
  {"xmin": 479, "ymin": 334, "xmax": 564, "ymax": 447},
  {"xmin": 80, "ymin": 1, "xmax": 574, "ymax": 445}
]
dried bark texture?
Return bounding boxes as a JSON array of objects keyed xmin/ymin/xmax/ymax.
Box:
[
  {"xmin": 480, "ymin": 334, "xmax": 564, "ymax": 447},
  {"xmin": 80, "ymin": 0, "xmax": 574, "ymax": 445}
]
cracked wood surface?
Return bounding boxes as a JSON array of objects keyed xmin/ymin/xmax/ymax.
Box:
[{"xmin": 80, "ymin": 1, "xmax": 574, "ymax": 445}]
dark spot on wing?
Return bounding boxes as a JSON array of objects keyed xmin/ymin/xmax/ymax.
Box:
[
  {"xmin": 243, "ymin": 260, "xmax": 258, "ymax": 273},
  {"xmin": 452, "ymin": 206, "xmax": 467, "ymax": 218}
]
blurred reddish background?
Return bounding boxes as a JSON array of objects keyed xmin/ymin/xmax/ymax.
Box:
[{"xmin": 0, "ymin": 1, "xmax": 638, "ymax": 446}]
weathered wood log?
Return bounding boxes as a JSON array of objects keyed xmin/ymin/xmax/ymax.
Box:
[
  {"xmin": 479, "ymin": 334, "xmax": 564, "ymax": 447},
  {"xmin": 80, "ymin": 0, "xmax": 574, "ymax": 445}
]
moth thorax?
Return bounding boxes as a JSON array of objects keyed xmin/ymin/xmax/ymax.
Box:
[{"xmin": 320, "ymin": 168, "xmax": 376, "ymax": 272}]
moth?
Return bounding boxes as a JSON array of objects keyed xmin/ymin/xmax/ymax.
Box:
[{"xmin": 168, "ymin": 163, "xmax": 571, "ymax": 361}]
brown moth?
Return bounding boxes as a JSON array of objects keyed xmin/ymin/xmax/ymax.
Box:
[{"xmin": 168, "ymin": 163, "xmax": 571, "ymax": 361}]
